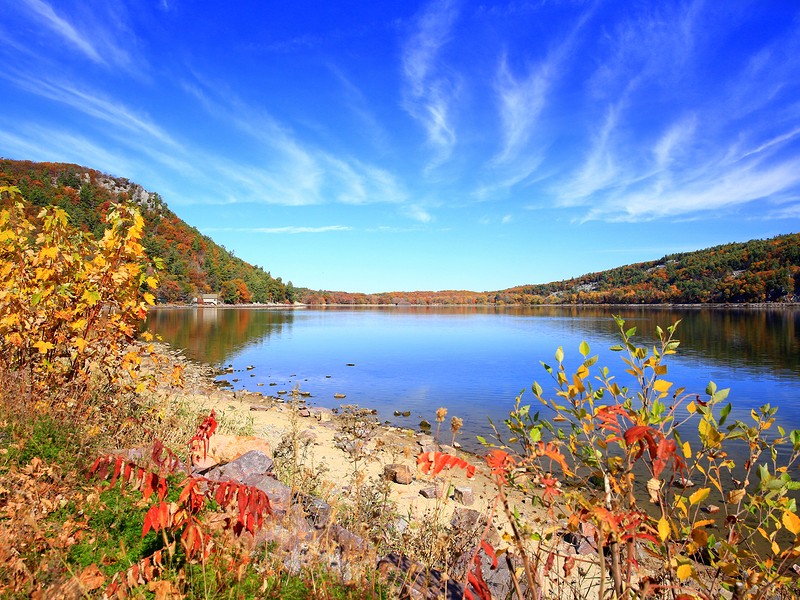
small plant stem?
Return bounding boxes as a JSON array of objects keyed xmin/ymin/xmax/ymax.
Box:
[{"xmin": 497, "ymin": 479, "xmax": 539, "ymax": 597}]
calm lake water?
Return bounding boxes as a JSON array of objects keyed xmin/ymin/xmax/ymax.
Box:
[{"xmin": 145, "ymin": 305, "xmax": 800, "ymax": 452}]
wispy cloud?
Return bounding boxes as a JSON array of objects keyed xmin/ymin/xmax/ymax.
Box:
[
  {"xmin": 551, "ymin": 2, "xmax": 800, "ymax": 225},
  {"xmin": 180, "ymin": 75, "xmax": 408, "ymax": 208},
  {"xmin": 7, "ymin": 72, "xmax": 176, "ymax": 147},
  {"xmin": 203, "ymin": 226, "xmax": 352, "ymax": 234},
  {"xmin": 16, "ymin": 0, "xmax": 137, "ymax": 71},
  {"xmin": 329, "ymin": 65, "xmax": 390, "ymax": 153},
  {"xmin": 21, "ymin": 0, "xmax": 103, "ymax": 63},
  {"xmin": 401, "ymin": 0, "xmax": 460, "ymax": 169},
  {"xmin": 0, "ymin": 123, "xmax": 134, "ymax": 177},
  {"xmin": 492, "ymin": 5, "xmax": 593, "ymax": 166},
  {"xmin": 403, "ymin": 204, "xmax": 434, "ymax": 223}
]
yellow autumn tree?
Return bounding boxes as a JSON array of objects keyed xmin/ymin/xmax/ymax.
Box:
[{"xmin": 0, "ymin": 185, "xmax": 158, "ymax": 412}]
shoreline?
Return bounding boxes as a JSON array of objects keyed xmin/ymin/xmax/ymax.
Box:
[
  {"xmin": 147, "ymin": 342, "xmax": 515, "ymax": 528},
  {"xmin": 150, "ymin": 301, "xmax": 800, "ymax": 310}
]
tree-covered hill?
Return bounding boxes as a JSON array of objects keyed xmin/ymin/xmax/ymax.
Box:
[
  {"xmin": 297, "ymin": 234, "xmax": 800, "ymax": 305},
  {"xmin": 501, "ymin": 234, "xmax": 800, "ymax": 305},
  {"xmin": 0, "ymin": 159, "xmax": 295, "ymax": 304}
]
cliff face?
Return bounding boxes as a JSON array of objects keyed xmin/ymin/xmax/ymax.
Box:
[{"xmin": 0, "ymin": 158, "xmax": 293, "ymax": 304}]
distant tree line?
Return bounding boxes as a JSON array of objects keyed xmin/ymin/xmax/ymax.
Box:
[{"xmin": 296, "ymin": 234, "xmax": 800, "ymax": 306}]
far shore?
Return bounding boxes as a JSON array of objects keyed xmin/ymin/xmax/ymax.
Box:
[{"xmin": 150, "ymin": 301, "xmax": 800, "ymax": 310}]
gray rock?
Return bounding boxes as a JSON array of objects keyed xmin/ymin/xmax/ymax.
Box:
[
  {"xmin": 451, "ymin": 508, "xmax": 502, "ymax": 547},
  {"xmin": 243, "ymin": 473, "xmax": 292, "ymax": 516},
  {"xmin": 204, "ymin": 450, "xmax": 274, "ymax": 482},
  {"xmin": 295, "ymin": 493, "xmax": 333, "ymax": 529},
  {"xmin": 377, "ymin": 553, "xmax": 464, "ymax": 600},
  {"xmin": 419, "ymin": 484, "xmax": 444, "ymax": 499},
  {"xmin": 453, "ymin": 486, "xmax": 474, "ymax": 506}
]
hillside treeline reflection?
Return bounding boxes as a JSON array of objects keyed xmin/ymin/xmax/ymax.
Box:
[
  {"xmin": 145, "ymin": 308, "xmax": 295, "ymax": 365},
  {"xmin": 145, "ymin": 306, "xmax": 799, "ymax": 376}
]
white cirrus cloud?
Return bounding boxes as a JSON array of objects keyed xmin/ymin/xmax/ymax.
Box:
[{"xmin": 401, "ymin": 0, "xmax": 461, "ymax": 170}]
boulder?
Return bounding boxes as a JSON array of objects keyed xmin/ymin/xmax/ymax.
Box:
[
  {"xmin": 190, "ymin": 434, "xmax": 272, "ymax": 470},
  {"xmin": 243, "ymin": 473, "xmax": 292, "ymax": 517},
  {"xmin": 203, "ymin": 450, "xmax": 274, "ymax": 482},
  {"xmin": 384, "ymin": 463, "xmax": 414, "ymax": 485},
  {"xmin": 296, "ymin": 493, "xmax": 334, "ymax": 529}
]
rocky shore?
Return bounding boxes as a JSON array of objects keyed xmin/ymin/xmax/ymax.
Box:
[{"xmin": 140, "ymin": 342, "xmax": 545, "ymax": 598}]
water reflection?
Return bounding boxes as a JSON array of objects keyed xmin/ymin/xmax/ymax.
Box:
[
  {"xmin": 145, "ymin": 307, "xmax": 295, "ymax": 365},
  {"xmin": 144, "ymin": 305, "xmax": 800, "ymax": 453}
]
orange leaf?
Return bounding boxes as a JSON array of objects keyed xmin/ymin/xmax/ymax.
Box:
[
  {"xmin": 77, "ymin": 564, "xmax": 105, "ymax": 591},
  {"xmin": 417, "ymin": 451, "xmax": 476, "ymax": 478}
]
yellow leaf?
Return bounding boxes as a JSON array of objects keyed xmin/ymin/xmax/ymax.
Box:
[
  {"xmin": 144, "ymin": 292, "xmax": 155, "ymax": 305},
  {"xmin": 782, "ymin": 511, "xmax": 800, "ymax": 536},
  {"xmin": 682, "ymin": 441, "xmax": 692, "ymax": 458},
  {"xmin": 676, "ymin": 563, "xmax": 693, "ymax": 580},
  {"xmin": 146, "ymin": 276, "xmax": 158, "ymax": 290},
  {"xmin": 33, "ymin": 340, "xmax": 54, "ymax": 354},
  {"xmin": 653, "ymin": 379, "xmax": 672, "ymax": 393},
  {"xmin": 74, "ymin": 337, "xmax": 88, "ymax": 353},
  {"xmin": 39, "ymin": 246, "xmax": 58, "ymax": 260},
  {"xmin": 689, "ymin": 488, "xmax": 710, "ymax": 506},
  {"xmin": 658, "ymin": 516, "xmax": 670, "ymax": 542},
  {"xmin": 771, "ymin": 540, "xmax": 781, "ymax": 555},
  {"xmin": 687, "ymin": 401, "xmax": 696, "ymax": 414},
  {"xmin": 693, "ymin": 519, "xmax": 716, "ymax": 528},
  {"xmin": 728, "ymin": 489, "xmax": 746, "ymax": 504}
]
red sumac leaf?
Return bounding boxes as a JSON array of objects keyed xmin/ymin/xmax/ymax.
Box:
[
  {"xmin": 417, "ymin": 451, "xmax": 476, "ymax": 478},
  {"xmin": 536, "ymin": 442, "xmax": 572, "ymax": 476},
  {"xmin": 480, "ymin": 540, "xmax": 498, "ymax": 569},
  {"xmin": 109, "ymin": 457, "xmax": 123, "ymax": 487},
  {"xmin": 465, "ymin": 554, "xmax": 492, "ymax": 600},
  {"xmin": 486, "ymin": 449, "xmax": 515, "ymax": 476},
  {"xmin": 157, "ymin": 476, "xmax": 168, "ymax": 501},
  {"xmin": 142, "ymin": 472, "xmax": 155, "ymax": 501}
]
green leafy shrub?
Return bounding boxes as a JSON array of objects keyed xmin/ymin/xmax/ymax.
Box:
[{"xmin": 481, "ymin": 316, "xmax": 800, "ymax": 599}]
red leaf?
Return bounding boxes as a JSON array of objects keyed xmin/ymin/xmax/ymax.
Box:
[
  {"xmin": 189, "ymin": 410, "xmax": 218, "ymax": 461},
  {"xmin": 536, "ymin": 442, "xmax": 572, "ymax": 476},
  {"xmin": 623, "ymin": 425, "xmax": 659, "ymax": 462},
  {"xmin": 465, "ymin": 554, "xmax": 493, "ymax": 600},
  {"xmin": 417, "ymin": 451, "xmax": 476, "ymax": 478},
  {"xmin": 142, "ymin": 502, "xmax": 170, "ymax": 537},
  {"xmin": 486, "ymin": 449, "xmax": 515, "ymax": 476},
  {"xmin": 142, "ymin": 472, "xmax": 155, "ymax": 501},
  {"xmin": 109, "ymin": 457, "xmax": 123, "ymax": 487},
  {"xmin": 480, "ymin": 540, "xmax": 498, "ymax": 569}
]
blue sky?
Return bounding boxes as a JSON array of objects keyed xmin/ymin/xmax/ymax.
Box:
[{"xmin": 1, "ymin": 1, "xmax": 799, "ymax": 293}]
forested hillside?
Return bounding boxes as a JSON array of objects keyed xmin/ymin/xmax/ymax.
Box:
[
  {"xmin": 503, "ymin": 234, "xmax": 800, "ymax": 305},
  {"xmin": 0, "ymin": 159, "xmax": 295, "ymax": 304},
  {"xmin": 298, "ymin": 234, "xmax": 800, "ymax": 305}
]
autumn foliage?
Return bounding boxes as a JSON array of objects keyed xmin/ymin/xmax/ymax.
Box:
[
  {"xmin": 480, "ymin": 317, "xmax": 800, "ymax": 599},
  {"xmin": 0, "ymin": 185, "xmax": 157, "ymax": 410},
  {"xmin": 88, "ymin": 411, "xmax": 273, "ymax": 597}
]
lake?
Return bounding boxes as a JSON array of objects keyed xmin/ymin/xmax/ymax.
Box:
[{"xmin": 145, "ymin": 305, "xmax": 800, "ymax": 452}]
